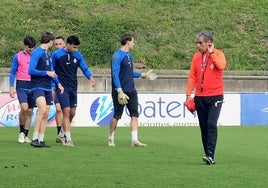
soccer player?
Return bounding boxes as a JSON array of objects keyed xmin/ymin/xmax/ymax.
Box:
[
  {"xmin": 53, "ymin": 36, "xmax": 65, "ymax": 143},
  {"xmin": 52, "ymin": 35, "xmax": 96, "ymax": 147},
  {"xmin": 9, "ymin": 36, "xmax": 36, "ymax": 143},
  {"xmin": 54, "ymin": 36, "xmax": 65, "ymax": 50},
  {"xmin": 28, "ymin": 31, "xmax": 64, "ymax": 147},
  {"xmin": 107, "ymin": 33, "xmax": 151, "ymax": 147},
  {"xmin": 185, "ymin": 30, "xmax": 226, "ymax": 165}
]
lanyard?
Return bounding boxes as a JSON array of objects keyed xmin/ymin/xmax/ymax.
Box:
[{"xmin": 200, "ymin": 53, "xmax": 210, "ymax": 92}]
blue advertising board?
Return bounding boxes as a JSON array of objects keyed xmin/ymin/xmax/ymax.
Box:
[{"xmin": 241, "ymin": 93, "xmax": 268, "ymax": 126}]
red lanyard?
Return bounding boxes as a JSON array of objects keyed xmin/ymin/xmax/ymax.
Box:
[{"xmin": 200, "ymin": 53, "xmax": 210, "ymax": 91}]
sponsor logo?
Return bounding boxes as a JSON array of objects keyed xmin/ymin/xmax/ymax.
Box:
[
  {"xmin": 0, "ymin": 99, "xmax": 56, "ymax": 127},
  {"xmin": 89, "ymin": 95, "xmax": 197, "ymax": 127},
  {"xmin": 90, "ymin": 96, "xmax": 113, "ymax": 126}
]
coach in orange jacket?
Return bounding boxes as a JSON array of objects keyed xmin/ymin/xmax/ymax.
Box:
[{"xmin": 185, "ymin": 30, "xmax": 227, "ymax": 165}]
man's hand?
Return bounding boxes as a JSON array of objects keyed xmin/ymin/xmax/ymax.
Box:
[
  {"xmin": 47, "ymin": 71, "xmax": 58, "ymax": 78},
  {"xmin": 90, "ymin": 77, "xmax": 96, "ymax": 87},
  {"xmin": 141, "ymin": 69, "xmax": 158, "ymax": 80},
  {"xmin": 186, "ymin": 95, "xmax": 192, "ymax": 101},
  {"xmin": 208, "ymin": 42, "xmax": 214, "ymax": 54},
  {"xmin": 117, "ymin": 89, "xmax": 129, "ymax": 105},
  {"xmin": 184, "ymin": 97, "xmax": 196, "ymax": 114},
  {"xmin": 58, "ymin": 84, "xmax": 64, "ymax": 94},
  {"xmin": 9, "ymin": 87, "xmax": 15, "ymax": 98}
]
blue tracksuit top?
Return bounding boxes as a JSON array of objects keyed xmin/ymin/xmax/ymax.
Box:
[
  {"xmin": 28, "ymin": 46, "xmax": 58, "ymax": 91},
  {"xmin": 111, "ymin": 49, "xmax": 141, "ymax": 92},
  {"xmin": 52, "ymin": 48, "xmax": 92, "ymax": 92}
]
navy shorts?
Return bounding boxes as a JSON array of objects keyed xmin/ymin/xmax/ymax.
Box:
[
  {"xmin": 16, "ymin": 89, "xmax": 36, "ymax": 108},
  {"xmin": 16, "ymin": 80, "xmax": 31, "ymax": 91},
  {"xmin": 112, "ymin": 90, "xmax": 139, "ymax": 120},
  {"xmin": 32, "ymin": 89, "xmax": 53, "ymax": 105},
  {"xmin": 57, "ymin": 89, "xmax": 77, "ymax": 109}
]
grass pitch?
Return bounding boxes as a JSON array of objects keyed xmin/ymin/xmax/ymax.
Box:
[{"xmin": 0, "ymin": 126, "xmax": 267, "ymax": 188}]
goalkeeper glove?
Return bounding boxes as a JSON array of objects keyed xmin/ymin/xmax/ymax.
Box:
[
  {"xmin": 117, "ymin": 89, "xmax": 129, "ymax": 105},
  {"xmin": 141, "ymin": 69, "xmax": 158, "ymax": 80}
]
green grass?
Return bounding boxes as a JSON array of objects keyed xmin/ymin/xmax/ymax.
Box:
[
  {"xmin": 0, "ymin": 0, "xmax": 267, "ymax": 70},
  {"xmin": 0, "ymin": 126, "xmax": 267, "ymax": 187}
]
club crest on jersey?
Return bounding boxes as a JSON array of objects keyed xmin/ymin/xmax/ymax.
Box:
[{"xmin": 210, "ymin": 64, "xmax": 214, "ymax": 69}]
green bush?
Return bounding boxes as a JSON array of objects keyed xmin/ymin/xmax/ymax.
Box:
[{"xmin": 0, "ymin": 0, "xmax": 267, "ymax": 70}]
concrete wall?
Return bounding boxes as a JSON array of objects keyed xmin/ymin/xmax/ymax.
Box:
[{"xmin": 1, "ymin": 68, "xmax": 267, "ymax": 93}]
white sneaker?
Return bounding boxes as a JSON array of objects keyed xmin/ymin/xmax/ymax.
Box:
[
  {"xmin": 202, "ymin": 156, "xmax": 215, "ymax": 165},
  {"xmin": 107, "ymin": 139, "xmax": 115, "ymax": 147},
  {"xmin": 65, "ymin": 140, "xmax": 74, "ymax": 147},
  {"xmin": 56, "ymin": 135, "xmax": 66, "ymax": 144},
  {"xmin": 131, "ymin": 140, "xmax": 147, "ymax": 147},
  {"xmin": 18, "ymin": 132, "xmax": 25, "ymax": 143},
  {"xmin": 24, "ymin": 136, "xmax": 32, "ymax": 143}
]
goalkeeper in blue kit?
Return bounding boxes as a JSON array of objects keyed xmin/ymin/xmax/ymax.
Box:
[{"xmin": 108, "ymin": 33, "xmax": 156, "ymax": 147}]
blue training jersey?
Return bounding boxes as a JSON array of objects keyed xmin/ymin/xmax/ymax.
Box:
[
  {"xmin": 111, "ymin": 49, "xmax": 141, "ymax": 93},
  {"xmin": 52, "ymin": 48, "xmax": 92, "ymax": 91},
  {"xmin": 28, "ymin": 46, "xmax": 56, "ymax": 91},
  {"xmin": 9, "ymin": 54, "xmax": 19, "ymax": 87}
]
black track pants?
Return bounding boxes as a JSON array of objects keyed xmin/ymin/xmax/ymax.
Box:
[{"xmin": 195, "ymin": 95, "xmax": 224, "ymax": 159}]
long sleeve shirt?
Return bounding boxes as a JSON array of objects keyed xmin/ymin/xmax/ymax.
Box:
[
  {"xmin": 186, "ymin": 48, "xmax": 226, "ymax": 97},
  {"xmin": 28, "ymin": 46, "xmax": 58, "ymax": 91},
  {"xmin": 52, "ymin": 48, "xmax": 92, "ymax": 92},
  {"xmin": 111, "ymin": 49, "xmax": 141, "ymax": 93}
]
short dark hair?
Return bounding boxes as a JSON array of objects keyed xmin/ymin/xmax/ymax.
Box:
[
  {"xmin": 55, "ymin": 36, "xmax": 65, "ymax": 40},
  {"xmin": 24, "ymin": 36, "xmax": 36, "ymax": 48},
  {"xmin": 40, "ymin": 31, "xmax": 55, "ymax": 44},
  {"xmin": 120, "ymin": 33, "xmax": 133, "ymax": 45},
  {"xmin": 66, "ymin": 35, "xmax": 80, "ymax": 45},
  {"xmin": 195, "ymin": 30, "xmax": 213, "ymax": 43}
]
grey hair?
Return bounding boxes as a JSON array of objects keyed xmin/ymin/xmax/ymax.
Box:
[{"xmin": 195, "ymin": 30, "xmax": 213, "ymax": 42}]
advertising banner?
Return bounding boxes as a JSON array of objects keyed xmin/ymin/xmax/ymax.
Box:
[
  {"xmin": 0, "ymin": 93, "xmax": 241, "ymax": 127},
  {"xmin": 73, "ymin": 93, "xmax": 240, "ymax": 127},
  {"xmin": 0, "ymin": 93, "xmax": 56, "ymax": 127},
  {"xmin": 241, "ymin": 93, "xmax": 268, "ymax": 126}
]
